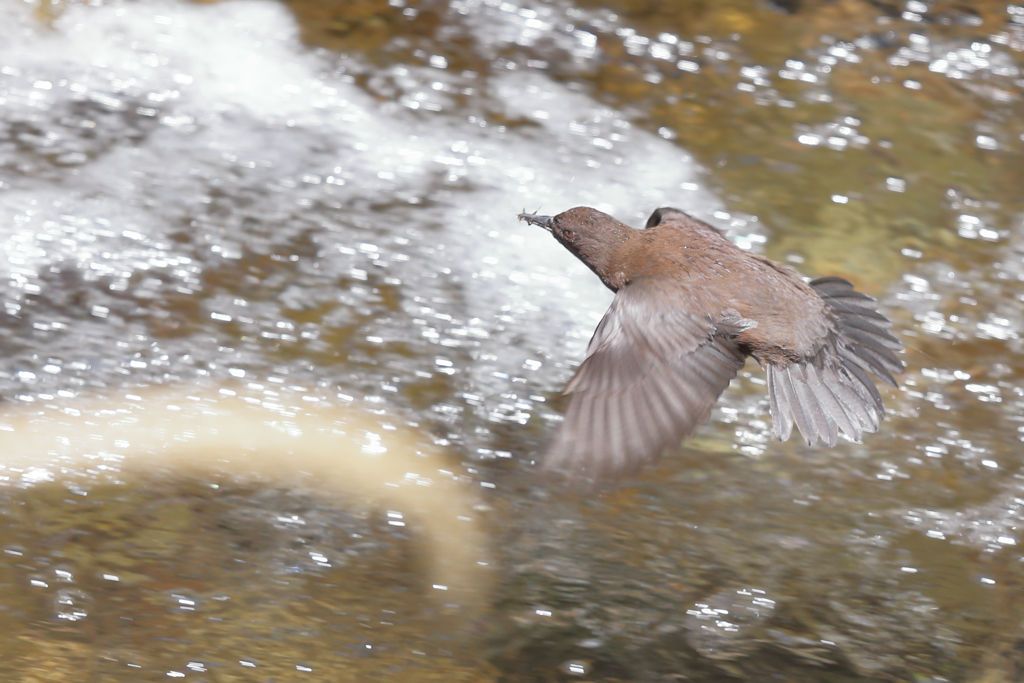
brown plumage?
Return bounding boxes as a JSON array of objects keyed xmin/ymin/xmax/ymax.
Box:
[{"xmin": 519, "ymin": 206, "xmax": 904, "ymax": 482}]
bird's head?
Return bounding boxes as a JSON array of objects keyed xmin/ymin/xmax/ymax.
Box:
[{"xmin": 518, "ymin": 207, "xmax": 635, "ymax": 289}]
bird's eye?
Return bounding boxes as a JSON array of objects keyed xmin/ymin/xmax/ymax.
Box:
[{"xmin": 563, "ymin": 229, "xmax": 576, "ymax": 240}]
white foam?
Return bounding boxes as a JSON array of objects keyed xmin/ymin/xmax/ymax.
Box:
[{"xmin": 0, "ymin": 0, "xmax": 720, "ymax": 390}]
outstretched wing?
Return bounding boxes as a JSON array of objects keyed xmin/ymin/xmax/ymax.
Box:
[
  {"xmin": 766, "ymin": 276, "xmax": 904, "ymax": 447},
  {"xmin": 544, "ymin": 280, "xmax": 747, "ymax": 482}
]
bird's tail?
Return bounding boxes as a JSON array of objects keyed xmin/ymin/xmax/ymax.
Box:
[{"xmin": 767, "ymin": 277, "xmax": 904, "ymax": 446}]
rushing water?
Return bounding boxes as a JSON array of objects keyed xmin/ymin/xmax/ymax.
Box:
[{"xmin": 1, "ymin": 0, "xmax": 1023, "ymax": 680}]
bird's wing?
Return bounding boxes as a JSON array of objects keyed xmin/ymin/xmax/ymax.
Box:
[
  {"xmin": 544, "ymin": 279, "xmax": 746, "ymax": 482},
  {"xmin": 765, "ymin": 276, "xmax": 903, "ymax": 447}
]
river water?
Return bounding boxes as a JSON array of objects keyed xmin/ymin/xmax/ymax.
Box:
[{"xmin": 1, "ymin": 0, "xmax": 1023, "ymax": 680}]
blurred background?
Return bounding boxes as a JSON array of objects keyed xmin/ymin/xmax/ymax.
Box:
[{"xmin": 1, "ymin": 0, "xmax": 1023, "ymax": 680}]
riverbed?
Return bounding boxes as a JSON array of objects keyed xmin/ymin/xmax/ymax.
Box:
[{"xmin": 1, "ymin": 0, "xmax": 1022, "ymax": 680}]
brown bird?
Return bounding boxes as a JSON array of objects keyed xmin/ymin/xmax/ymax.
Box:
[{"xmin": 519, "ymin": 206, "xmax": 903, "ymax": 481}]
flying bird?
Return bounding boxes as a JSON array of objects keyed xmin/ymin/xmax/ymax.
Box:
[{"xmin": 519, "ymin": 206, "xmax": 903, "ymax": 481}]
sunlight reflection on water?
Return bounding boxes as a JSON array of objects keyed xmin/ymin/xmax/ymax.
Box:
[{"xmin": 1, "ymin": 0, "xmax": 1024, "ymax": 679}]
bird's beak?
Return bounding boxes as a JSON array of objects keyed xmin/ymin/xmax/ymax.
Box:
[{"xmin": 517, "ymin": 212, "xmax": 554, "ymax": 232}]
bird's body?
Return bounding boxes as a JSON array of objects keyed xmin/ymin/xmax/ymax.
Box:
[{"xmin": 519, "ymin": 206, "xmax": 903, "ymax": 481}]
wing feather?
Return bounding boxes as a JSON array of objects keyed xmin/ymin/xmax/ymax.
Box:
[
  {"xmin": 764, "ymin": 278, "xmax": 903, "ymax": 446},
  {"xmin": 544, "ymin": 280, "xmax": 744, "ymax": 481}
]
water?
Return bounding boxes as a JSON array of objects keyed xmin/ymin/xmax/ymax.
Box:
[{"xmin": 1, "ymin": 0, "xmax": 1023, "ymax": 680}]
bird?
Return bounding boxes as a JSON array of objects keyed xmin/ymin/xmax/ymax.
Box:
[{"xmin": 518, "ymin": 206, "xmax": 904, "ymax": 482}]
